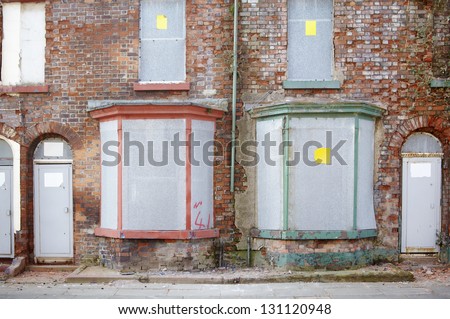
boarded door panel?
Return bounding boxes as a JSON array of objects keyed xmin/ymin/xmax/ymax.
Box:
[
  {"xmin": 402, "ymin": 158, "xmax": 441, "ymax": 253},
  {"xmin": 35, "ymin": 165, "xmax": 73, "ymax": 257},
  {"xmin": 0, "ymin": 167, "xmax": 12, "ymax": 256}
]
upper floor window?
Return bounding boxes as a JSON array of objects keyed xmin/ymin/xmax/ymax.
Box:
[
  {"xmin": 1, "ymin": 2, "xmax": 46, "ymax": 85},
  {"xmin": 287, "ymin": 0, "xmax": 333, "ymax": 81},
  {"xmin": 139, "ymin": 0, "xmax": 186, "ymax": 82}
]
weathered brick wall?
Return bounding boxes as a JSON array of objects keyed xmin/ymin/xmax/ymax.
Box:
[
  {"xmin": 0, "ymin": 0, "xmax": 238, "ymax": 266},
  {"xmin": 234, "ymin": 0, "xmax": 449, "ymax": 267},
  {"xmin": 98, "ymin": 237, "xmax": 217, "ymax": 271}
]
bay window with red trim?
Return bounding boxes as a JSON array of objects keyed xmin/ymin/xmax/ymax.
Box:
[{"xmin": 90, "ymin": 103, "xmax": 223, "ymax": 240}]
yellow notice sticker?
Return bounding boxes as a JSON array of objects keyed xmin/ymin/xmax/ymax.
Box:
[
  {"xmin": 314, "ymin": 147, "xmax": 331, "ymax": 165},
  {"xmin": 305, "ymin": 20, "xmax": 316, "ymax": 36},
  {"xmin": 157, "ymin": 15, "xmax": 167, "ymax": 30}
]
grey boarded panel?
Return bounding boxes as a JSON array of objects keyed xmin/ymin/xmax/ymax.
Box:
[
  {"xmin": 191, "ymin": 120, "xmax": 215, "ymax": 230},
  {"xmin": 122, "ymin": 119, "xmax": 186, "ymax": 231},
  {"xmin": 257, "ymin": 118, "xmax": 283, "ymax": 230},
  {"xmin": 139, "ymin": 39, "xmax": 185, "ymax": 82},
  {"xmin": 288, "ymin": 20, "xmax": 332, "ymax": 80},
  {"xmin": 100, "ymin": 121, "xmax": 118, "ymax": 230},
  {"xmin": 357, "ymin": 119, "xmax": 377, "ymax": 229},
  {"xmin": 289, "ymin": 117, "xmax": 354, "ymax": 231},
  {"xmin": 141, "ymin": 0, "xmax": 185, "ymax": 39},
  {"xmin": 289, "ymin": 0, "xmax": 333, "ymax": 20},
  {"xmin": 288, "ymin": 0, "xmax": 333, "ymax": 81},
  {"xmin": 402, "ymin": 133, "xmax": 443, "ymax": 153}
]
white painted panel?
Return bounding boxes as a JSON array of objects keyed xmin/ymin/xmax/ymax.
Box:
[
  {"xmin": 289, "ymin": 117, "xmax": 354, "ymax": 230},
  {"xmin": 402, "ymin": 158, "xmax": 441, "ymax": 253},
  {"xmin": 410, "ymin": 163, "xmax": 431, "ymax": 178},
  {"xmin": 44, "ymin": 172, "xmax": 64, "ymax": 188},
  {"xmin": 44, "ymin": 142, "xmax": 64, "ymax": 157},
  {"xmin": 257, "ymin": 118, "xmax": 283, "ymax": 230},
  {"xmin": 357, "ymin": 119, "xmax": 377, "ymax": 229},
  {"xmin": 1, "ymin": 3, "xmax": 21, "ymax": 85},
  {"xmin": 122, "ymin": 119, "xmax": 186, "ymax": 230},
  {"xmin": 20, "ymin": 3, "xmax": 46, "ymax": 84},
  {"xmin": 100, "ymin": 121, "xmax": 118, "ymax": 230},
  {"xmin": 191, "ymin": 120, "xmax": 214, "ymax": 230}
]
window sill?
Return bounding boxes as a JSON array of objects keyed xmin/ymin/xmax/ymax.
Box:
[
  {"xmin": 430, "ymin": 79, "xmax": 450, "ymax": 88},
  {"xmin": 283, "ymin": 80, "xmax": 341, "ymax": 90},
  {"xmin": 95, "ymin": 227, "xmax": 219, "ymax": 240},
  {"xmin": 0, "ymin": 84, "xmax": 49, "ymax": 93},
  {"xmin": 251, "ymin": 229, "xmax": 377, "ymax": 240},
  {"xmin": 134, "ymin": 82, "xmax": 190, "ymax": 91}
]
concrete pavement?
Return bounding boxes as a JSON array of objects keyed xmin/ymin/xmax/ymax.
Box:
[{"xmin": 0, "ymin": 280, "xmax": 449, "ymax": 299}]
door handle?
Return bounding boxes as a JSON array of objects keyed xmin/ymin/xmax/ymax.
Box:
[
  {"xmin": 431, "ymin": 203, "xmax": 435, "ymax": 209},
  {"xmin": 64, "ymin": 207, "xmax": 70, "ymax": 214},
  {"xmin": 6, "ymin": 210, "xmax": 11, "ymax": 216}
]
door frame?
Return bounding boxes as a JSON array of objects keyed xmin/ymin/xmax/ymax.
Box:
[
  {"xmin": 33, "ymin": 160, "xmax": 74, "ymax": 260},
  {"xmin": 0, "ymin": 166, "xmax": 14, "ymax": 258},
  {"xmin": 401, "ymin": 155, "xmax": 442, "ymax": 253}
]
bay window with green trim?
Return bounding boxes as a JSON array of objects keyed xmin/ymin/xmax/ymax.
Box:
[{"xmin": 250, "ymin": 103, "xmax": 383, "ymax": 240}]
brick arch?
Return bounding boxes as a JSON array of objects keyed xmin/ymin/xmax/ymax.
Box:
[
  {"xmin": 24, "ymin": 121, "xmax": 83, "ymax": 151},
  {"xmin": 388, "ymin": 115, "xmax": 449, "ymax": 151},
  {"xmin": 0, "ymin": 122, "xmax": 22, "ymax": 145}
]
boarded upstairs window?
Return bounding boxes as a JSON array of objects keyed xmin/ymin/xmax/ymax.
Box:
[
  {"xmin": 1, "ymin": 2, "xmax": 45, "ymax": 85},
  {"xmin": 287, "ymin": 0, "xmax": 333, "ymax": 81},
  {"xmin": 139, "ymin": 0, "xmax": 186, "ymax": 82}
]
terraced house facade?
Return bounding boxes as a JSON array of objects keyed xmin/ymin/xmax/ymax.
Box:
[{"xmin": 0, "ymin": 0, "xmax": 448, "ymax": 271}]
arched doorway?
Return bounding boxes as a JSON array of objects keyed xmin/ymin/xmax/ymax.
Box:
[
  {"xmin": 401, "ymin": 133, "xmax": 443, "ymax": 253},
  {"xmin": 0, "ymin": 140, "xmax": 13, "ymax": 257},
  {"xmin": 34, "ymin": 138, "xmax": 73, "ymax": 262}
]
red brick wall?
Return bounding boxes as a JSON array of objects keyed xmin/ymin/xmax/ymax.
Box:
[
  {"xmin": 0, "ymin": 0, "xmax": 238, "ymax": 266},
  {"xmin": 235, "ymin": 0, "xmax": 449, "ymax": 264},
  {"xmin": 0, "ymin": 0, "xmax": 448, "ymax": 268}
]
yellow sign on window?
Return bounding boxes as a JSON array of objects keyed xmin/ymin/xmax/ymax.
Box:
[
  {"xmin": 314, "ymin": 147, "xmax": 331, "ymax": 165},
  {"xmin": 305, "ymin": 20, "xmax": 316, "ymax": 36},
  {"xmin": 156, "ymin": 15, "xmax": 167, "ymax": 30}
]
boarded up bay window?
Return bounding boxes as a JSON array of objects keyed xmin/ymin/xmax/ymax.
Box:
[
  {"xmin": 251, "ymin": 103, "xmax": 383, "ymax": 240},
  {"xmin": 287, "ymin": 0, "xmax": 333, "ymax": 81},
  {"xmin": 139, "ymin": 0, "xmax": 186, "ymax": 82},
  {"xmin": 90, "ymin": 103, "xmax": 223, "ymax": 239},
  {"xmin": 1, "ymin": 2, "xmax": 45, "ymax": 85}
]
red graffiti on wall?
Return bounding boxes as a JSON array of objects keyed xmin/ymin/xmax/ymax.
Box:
[{"xmin": 193, "ymin": 201, "xmax": 211, "ymax": 229}]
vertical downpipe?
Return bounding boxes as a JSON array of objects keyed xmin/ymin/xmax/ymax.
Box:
[{"xmin": 230, "ymin": 0, "xmax": 239, "ymax": 193}]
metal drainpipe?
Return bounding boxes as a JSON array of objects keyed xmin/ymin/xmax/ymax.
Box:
[{"xmin": 230, "ymin": 0, "xmax": 239, "ymax": 193}]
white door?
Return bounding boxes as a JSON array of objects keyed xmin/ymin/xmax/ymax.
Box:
[
  {"xmin": 0, "ymin": 167, "xmax": 13, "ymax": 256},
  {"xmin": 401, "ymin": 157, "xmax": 441, "ymax": 253},
  {"xmin": 34, "ymin": 164, "xmax": 73, "ymax": 258}
]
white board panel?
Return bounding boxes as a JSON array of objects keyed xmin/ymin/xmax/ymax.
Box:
[
  {"xmin": 257, "ymin": 118, "xmax": 284, "ymax": 230},
  {"xmin": 191, "ymin": 120, "xmax": 214, "ymax": 229},
  {"xmin": 1, "ymin": 3, "xmax": 21, "ymax": 85},
  {"xmin": 20, "ymin": 3, "xmax": 46, "ymax": 84},
  {"xmin": 122, "ymin": 119, "xmax": 186, "ymax": 230},
  {"xmin": 100, "ymin": 121, "xmax": 118, "ymax": 230},
  {"xmin": 357, "ymin": 119, "xmax": 377, "ymax": 229},
  {"xmin": 289, "ymin": 117, "xmax": 354, "ymax": 230}
]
